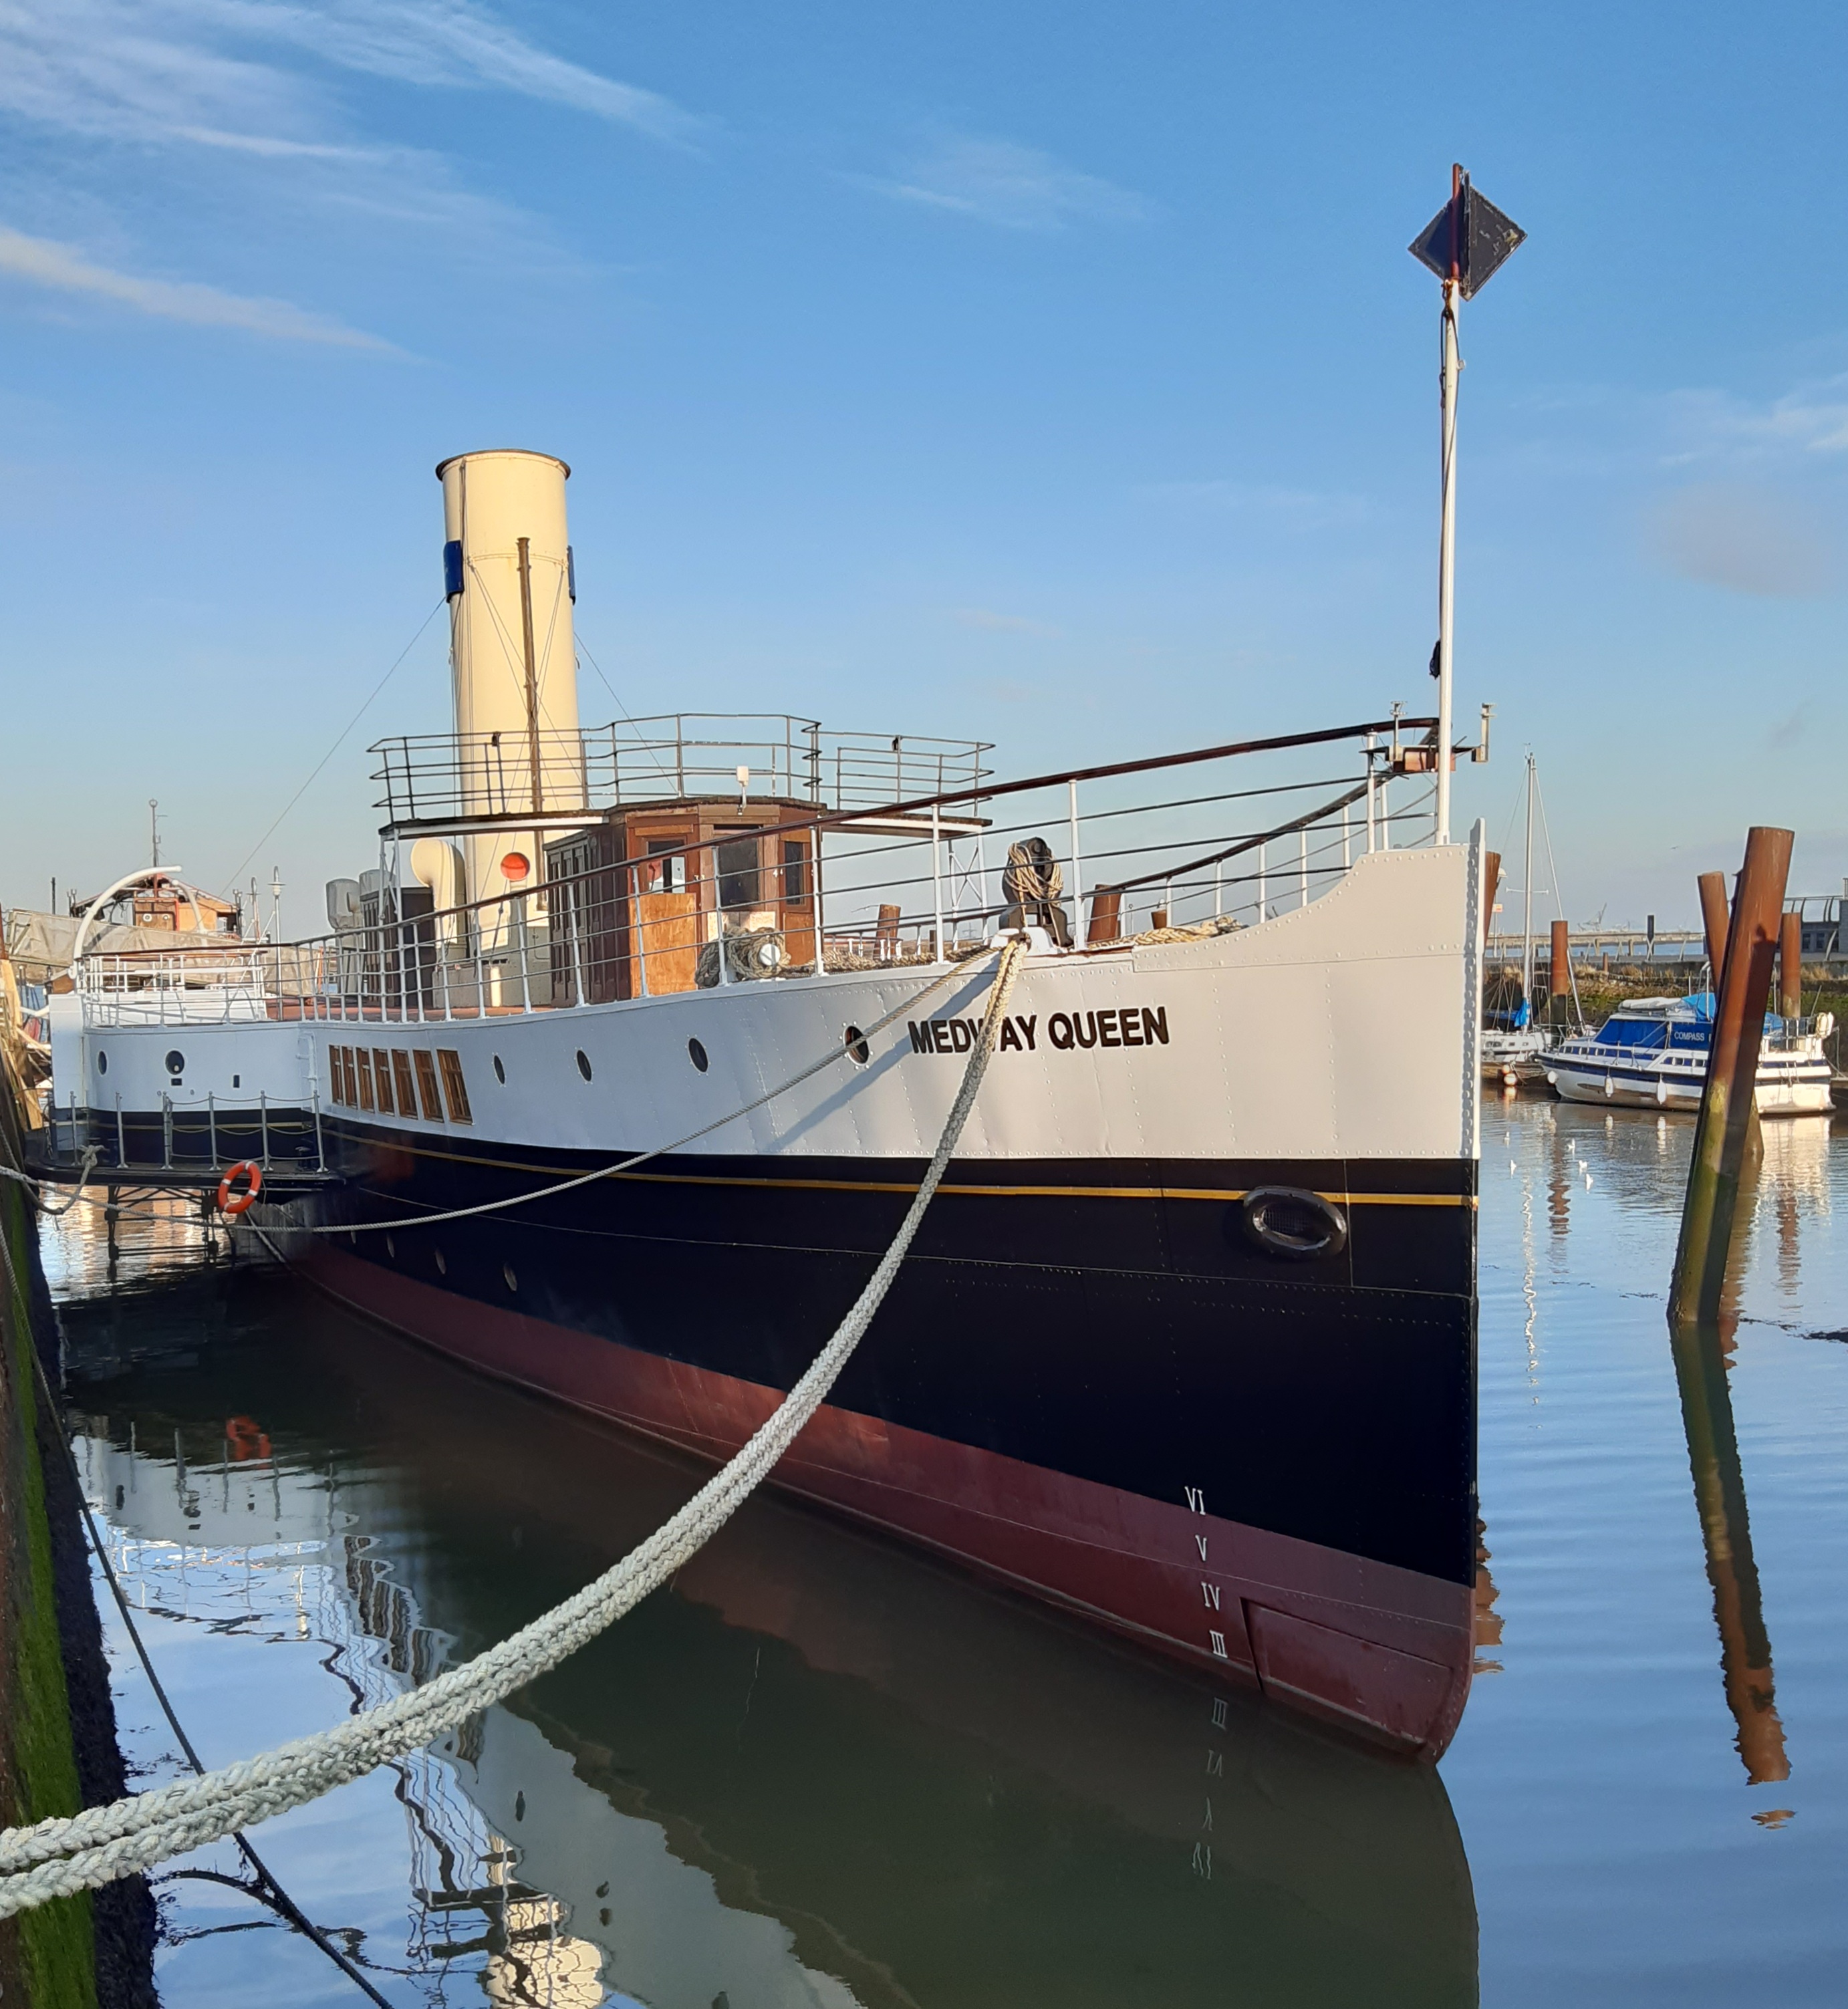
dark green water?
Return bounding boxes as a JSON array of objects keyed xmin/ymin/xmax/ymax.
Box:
[{"xmin": 35, "ymin": 1095, "xmax": 1848, "ymax": 2005}]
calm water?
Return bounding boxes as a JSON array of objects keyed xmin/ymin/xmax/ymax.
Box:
[{"xmin": 34, "ymin": 1096, "xmax": 1848, "ymax": 2006}]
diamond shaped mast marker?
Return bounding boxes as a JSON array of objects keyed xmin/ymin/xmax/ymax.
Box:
[{"xmin": 1409, "ymin": 166, "xmax": 1524, "ymax": 845}]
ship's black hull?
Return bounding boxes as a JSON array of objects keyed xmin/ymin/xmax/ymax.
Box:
[{"xmin": 274, "ymin": 1116, "xmax": 1479, "ymax": 1755}]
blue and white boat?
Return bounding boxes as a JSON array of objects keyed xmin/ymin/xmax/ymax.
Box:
[{"xmin": 1543, "ymin": 995, "xmax": 1833, "ymax": 1113}]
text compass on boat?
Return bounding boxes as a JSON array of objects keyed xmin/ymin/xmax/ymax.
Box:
[{"xmin": 1408, "ymin": 165, "xmax": 1525, "ymax": 848}]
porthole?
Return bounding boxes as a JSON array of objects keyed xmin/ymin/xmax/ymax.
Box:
[
  {"xmin": 575, "ymin": 1049, "xmax": 593, "ymax": 1081},
  {"xmin": 843, "ymin": 1025, "xmax": 870, "ymax": 1065},
  {"xmin": 493, "ymin": 1055, "xmax": 506, "ymax": 1084},
  {"xmin": 96, "ymin": 1051, "xmax": 108, "ymax": 1075},
  {"xmin": 688, "ymin": 1038, "xmax": 709, "ymax": 1073},
  {"xmin": 164, "ymin": 1049, "xmax": 185, "ymax": 1077},
  {"xmin": 503, "ymin": 1264, "xmax": 518, "ymax": 1293},
  {"xmin": 434, "ymin": 1248, "xmax": 447, "ymax": 1275}
]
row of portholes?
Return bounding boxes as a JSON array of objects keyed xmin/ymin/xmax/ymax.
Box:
[
  {"xmin": 571, "ymin": 1028, "xmax": 867, "ymax": 1080},
  {"xmin": 94, "ymin": 1026, "xmax": 871, "ymax": 1095},
  {"xmin": 374, "ymin": 1230, "xmax": 518, "ymax": 1295},
  {"xmin": 575, "ymin": 1040, "xmax": 714, "ymax": 1077}
]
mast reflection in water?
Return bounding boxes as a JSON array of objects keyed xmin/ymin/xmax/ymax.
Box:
[{"xmin": 56, "ymin": 1255, "xmax": 1477, "ymax": 2008}]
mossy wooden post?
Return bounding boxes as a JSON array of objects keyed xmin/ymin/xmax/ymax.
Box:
[
  {"xmin": 0, "ymin": 1079, "xmax": 98, "ymax": 2004},
  {"xmin": 1670, "ymin": 828, "xmax": 1793, "ymax": 1327}
]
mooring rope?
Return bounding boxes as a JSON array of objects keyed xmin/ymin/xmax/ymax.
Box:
[
  {"xmin": 295, "ymin": 950, "xmax": 986, "ymax": 1236},
  {"xmin": 0, "ymin": 1148, "xmax": 100, "ymax": 1217},
  {"xmin": 0, "ymin": 935, "xmax": 1026, "ymax": 1919},
  {"xmin": 0, "ymin": 1236, "xmax": 392, "ymax": 2002}
]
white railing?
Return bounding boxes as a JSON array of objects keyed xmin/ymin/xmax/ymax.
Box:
[
  {"xmin": 78, "ymin": 714, "xmax": 1447, "ymax": 1033},
  {"xmin": 370, "ymin": 712, "xmax": 994, "ymax": 829}
]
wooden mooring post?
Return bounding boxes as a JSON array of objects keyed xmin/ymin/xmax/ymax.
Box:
[
  {"xmin": 1698, "ymin": 869, "xmax": 1730, "ymax": 988},
  {"xmin": 1670, "ymin": 827, "xmax": 1793, "ymax": 1327},
  {"xmin": 1779, "ymin": 910, "xmax": 1802, "ymax": 1021},
  {"xmin": 1668, "ymin": 1306, "xmax": 1790, "ymax": 1783}
]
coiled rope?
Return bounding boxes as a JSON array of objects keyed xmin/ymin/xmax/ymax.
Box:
[{"xmin": 0, "ymin": 935, "xmax": 1026, "ymax": 1918}]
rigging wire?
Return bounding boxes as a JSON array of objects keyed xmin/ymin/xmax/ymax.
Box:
[
  {"xmin": 573, "ymin": 631, "xmax": 680, "ymax": 787},
  {"xmin": 219, "ymin": 600, "xmax": 446, "ymax": 902},
  {"xmin": 1531, "ymin": 763, "xmax": 1584, "ymax": 1031}
]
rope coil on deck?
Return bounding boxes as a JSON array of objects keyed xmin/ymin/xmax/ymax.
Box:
[{"xmin": 0, "ymin": 935, "xmax": 1027, "ymax": 1919}]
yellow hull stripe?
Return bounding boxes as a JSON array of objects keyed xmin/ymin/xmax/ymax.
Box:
[{"xmin": 343, "ymin": 1127, "xmax": 1476, "ymax": 1208}]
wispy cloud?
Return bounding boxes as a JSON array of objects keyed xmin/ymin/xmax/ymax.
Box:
[
  {"xmin": 1663, "ymin": 377, "xmax": 1848, "ymax": 462},
  {"xmin": 0, "ymin": 0, "xmax": 687, "ymax": 338},
  {"xmin": 205, "ymin": 1, "xmax": 705, "ymax": 146},
  {"xmin": 1645, "ymin": 483, "xmax": 1833, "ymax": 597},
  {"xmin": 875, "ymin": 135, "xmax": 1146, "ymax": 231},
  {"xmin": 950, "ymin": 606, "xmax": 1060, "ymax": 637},
  {"xmin": 0, "ymin": 0, "xmax": 702, "ymax": 154},
  {"xmin": 0, "ymin": 224, "xmax": 392, "ymax": 346}
]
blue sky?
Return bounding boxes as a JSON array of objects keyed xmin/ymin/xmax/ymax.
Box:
[{"xmin": 3, "ymin": 1, "xmax": 1845, "ymax": 933}]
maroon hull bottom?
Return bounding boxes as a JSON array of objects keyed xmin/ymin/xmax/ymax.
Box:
[{"xmin": 303, "ymin": 1247, "xmax": 1472, "ymax": 1757}]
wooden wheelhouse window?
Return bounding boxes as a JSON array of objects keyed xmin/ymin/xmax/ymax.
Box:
[
  {"xmin": 356, "ymin": 1049, "xmax": 375, "ymax": 1112},
  {"xmin": 327, "ymin": 1047, "xmax": 345, "ymax": 1105},
  {"xmin": 413, "ymin": 1049, "xmax": 444, "ymax": 1122},
  {"xmin": 392, "ymin": 1050, "xmax": 417, "ymax": 1115},
  {"xmin": 782, "ymin": 839, "xmax": 807, "ymax": 902},
  {"xmin": 645, "ymin": 838, "xmax": 685, "ymax": 892},
  {"xmin": 335, "ymin": 1047, "xmax": 355, "ymax": 1106},
  {"xmin": 436, "ymin": 1049, "xmax": 472, "ymax": 1125},
  {"xmin": 716, "ymin": 837, "xmax": 760, "ymax": 910},
  {"xmin": 372, "ymin": 1048, "xmax": 394, "ymax": 1115}
]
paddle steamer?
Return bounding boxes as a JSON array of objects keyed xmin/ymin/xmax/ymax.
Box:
[{"xmin": 36, "ymin": 443, "xmax": 1490, "ymax": 1757}]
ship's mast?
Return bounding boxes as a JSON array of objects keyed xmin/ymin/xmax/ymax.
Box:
[
  {"xmin": 1410, "ymin": 166, "xmax": 1523, "ymax": 847},
  {"xmin": 1435, "ymin": 172, "xmax": 1461, "ymax": 845}
]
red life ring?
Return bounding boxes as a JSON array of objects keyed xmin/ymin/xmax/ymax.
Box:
[{"xmin": 216, "ymin": 1162, "xmax": 263, "ymax": 1216}]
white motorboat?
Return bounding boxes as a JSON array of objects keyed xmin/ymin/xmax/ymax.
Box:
[
  {"xmin": 1543, "ymin": 996, "xmax": 1833, "ymax": 1113},
  {"xmin": 1480, "ymin": 1025, "xmax": 1551, "ymax": 1081}
]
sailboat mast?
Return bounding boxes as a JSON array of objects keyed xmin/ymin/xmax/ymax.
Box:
[{"xmin": 1521, "ymin": 751, "xmax": 1535, "ymax": 1011}]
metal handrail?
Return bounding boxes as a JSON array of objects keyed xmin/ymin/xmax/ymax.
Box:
[
  {"xmin": 75, "ymin": 714, "xmax": 1445, "ymax": 1027},
  {"xmin": 369, "ymin": 714, "xmax": 995, "ymax": 828}
]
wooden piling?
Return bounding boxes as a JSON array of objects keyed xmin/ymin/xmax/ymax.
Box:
[
  {"xmin": 1670, "ymin": 828, "xmax": 1793, "ymax": 1327},
  {"xmin": 1779, "ymin": 910, "xmax": 1802, "ymax": 1021},
  {"xmin": 1698, "ymin": 871, "xmax": 1730, "ymax": 990},
  {"xmin": 1484, "ymin": 851, "xmax": 1500, "ymax": 950},
  {"xmin": 1548, "ymin": 918, "xmax": 1570, "ymax": 1017},
  {"xmin": 1668, "ymin": 1313, "xmax": 1790, "ymax": 1782}
]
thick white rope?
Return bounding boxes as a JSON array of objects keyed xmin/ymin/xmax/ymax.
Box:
[
  {"xmin": 0, "ymin": 1147, "xmax": 98, "ymax": 1217},
  {"xmin": 0, "ymin": 936, "xmax": 1025, "ymax": 1918}
]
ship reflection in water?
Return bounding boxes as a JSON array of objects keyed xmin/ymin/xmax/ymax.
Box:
[
  {"xmin": 46, "ymin": 1093, "xmax": 1848, "ymax": 2007},
  {"xmin": 58, "ymin": 1259, "xmax": 1476, "ymax": 2008}
]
